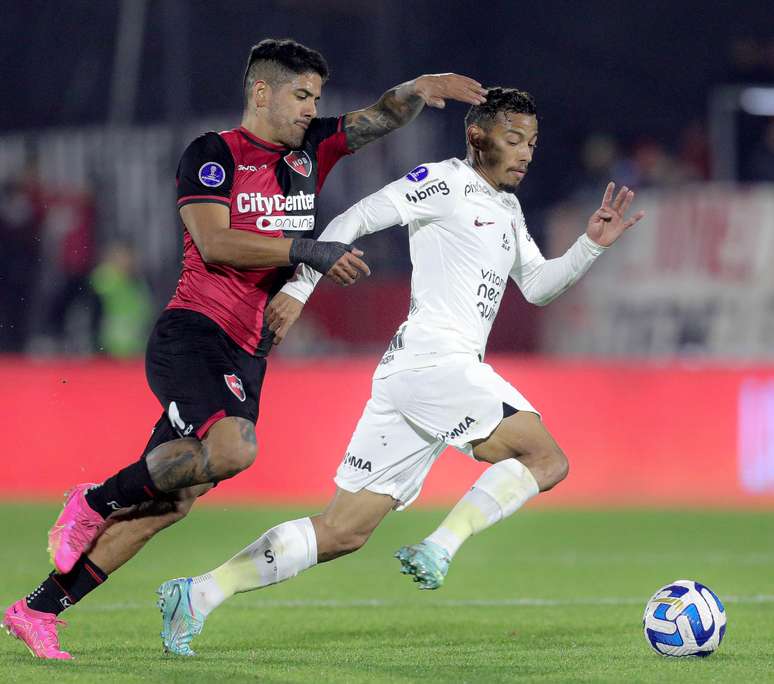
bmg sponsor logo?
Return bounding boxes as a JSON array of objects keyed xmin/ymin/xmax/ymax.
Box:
[
  {"xmin": 405, "ymin": 180, "xmax": 450, "ymax": 204},
  {"xmin": 738, "ymin": 379, "xmax": 774, "ymax": 493}
]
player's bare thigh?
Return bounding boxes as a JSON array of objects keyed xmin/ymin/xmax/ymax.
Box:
[
  {"xmin": 311, "ymin": 488, "xmax": 396, "ymax": 562},
  {"xmin": 471, "ymin": 411, "xmax": 568, "ymax": 491}
]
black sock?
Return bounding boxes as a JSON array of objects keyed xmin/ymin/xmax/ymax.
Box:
[
  {"xmin": 85, "ymin": 459, "xmax": 160, "ymax": 518},
  {"xmin": 26, "ymin": 556, "xmax": 108, "ymax": 615}
]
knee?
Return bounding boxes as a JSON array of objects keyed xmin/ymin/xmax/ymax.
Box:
[
  {"xmin": 316, "ymin": 519, "xmax": 371, "ymax": 559},
  {"xmin": 330, "ymin": 529, "xmax": 370, "ymax": 557},
  {"xmin": 540, "ymin": 447, "xmax": 569, "ymax": 491},
  {"xmin": 205, "ymin": 419, "xmax": 257, "ymax": 480},
  {"xmin": 212, "ymin": 440, "xmax": 256, "ymax": 479}
]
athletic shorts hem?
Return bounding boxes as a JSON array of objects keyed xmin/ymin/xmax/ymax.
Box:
[
  {"xmin": 333, "ymin": 476, "xmax": 408, "ymax": 509},
  {"xmin": 457, "ymin": 407, "xmax": 541, "ymax": 450},
  {"xmin": 196, "ymin": 409, "xmax": 227, "ymax": 439}
]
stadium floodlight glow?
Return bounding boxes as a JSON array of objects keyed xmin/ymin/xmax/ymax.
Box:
[{"xmin": 739, "ymin": 87, "xmax": 774, "ymax": 116}]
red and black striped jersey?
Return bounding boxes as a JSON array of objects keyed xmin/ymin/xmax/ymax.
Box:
[{"xmin": 169, "ymin": 117, "xmax": 351, "ymax": 356}]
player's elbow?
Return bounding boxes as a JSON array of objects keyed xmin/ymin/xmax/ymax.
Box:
[
  {"xmin": 197, "ymin": 238, "xmax": 222, "ymax": 265},
  {"xmin": 195, "ymin": 235, "xmax": 214, "ymax": 263},
  {"xmin": 197, "ymin": 238, "xmax": 237, "ymax": 268}
]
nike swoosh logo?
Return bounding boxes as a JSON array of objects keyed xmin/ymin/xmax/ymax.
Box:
[
  {"xmin": 169, "ymin": 586, "xmax": 184, "ymax": 639},
  {"xmin": 474, "ymin": 218, "xmax": 495, "ymax": 227}
]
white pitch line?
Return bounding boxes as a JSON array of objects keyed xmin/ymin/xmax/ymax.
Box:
[{"xmin": 77, "ymin": 595, "xmax": 774, "ymax": 613}]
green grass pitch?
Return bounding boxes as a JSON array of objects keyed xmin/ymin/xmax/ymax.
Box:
[{"xmin": 1, "ymin": 503, "xmax": 772, "ymax": 682}]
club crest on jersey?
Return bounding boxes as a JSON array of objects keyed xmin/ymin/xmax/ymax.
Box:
[
  {"xmin": 406, "ymin": 165, "xmax": 429, "ymax": 182},
  {"xmin": 198, "ymin": 162, "xmax": 225, "ymax": 187},
  {"xmin": 224, "ymin": 374, "xmax": 246, "ymax": 402},
  {"xmin": 283, "ymin": 151, "xmax": 312, "ymax": 177}
]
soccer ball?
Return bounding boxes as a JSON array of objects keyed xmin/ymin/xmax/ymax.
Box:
[{"xmin": 643, "ymin": 580, "xmax": 726, "ymax": 657}]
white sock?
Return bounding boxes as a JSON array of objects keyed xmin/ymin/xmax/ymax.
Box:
[
  {"xmin": 425, "ymin": 459, "xmax": 539, "ymax": 558},
  {"xmin": 189, "ymin": 517, "xmax": 317, "ymax": 616}
]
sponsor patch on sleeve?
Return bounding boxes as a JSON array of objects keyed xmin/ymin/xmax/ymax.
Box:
[
  {"xmin": 405, "ymin": 165, "xmax": 429, "ymax": 182},
  {"xmin": 198, "ymin": 162, "xmax": 226, "ymax": 188}
]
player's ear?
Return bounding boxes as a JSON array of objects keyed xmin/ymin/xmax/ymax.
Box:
[
  {"xmin": 467, "ymin": 124, "xmax": 485, "ymax": 151},
  {"xmin": 252, "ymin": 80, "xmax": 270, "ymax": 109}
]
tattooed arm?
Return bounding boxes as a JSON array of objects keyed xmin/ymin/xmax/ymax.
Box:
[{"xmin": 345, "ymin": 73, "xmax": 487, "ymax": 151}]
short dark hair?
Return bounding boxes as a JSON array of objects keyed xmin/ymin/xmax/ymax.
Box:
[
  {"xmin": 464, "ymin": 87, "xmax": 537, "ymax": 131},
  {"xmin": 243, "ymin": 38, "xmax": 330, "ymax": 103}
]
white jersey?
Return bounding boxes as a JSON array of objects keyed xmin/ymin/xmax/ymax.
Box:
[
  {"xmin": 281, "ymin": 158, "xmax": 605, "ymax": 378},
  {"xmin": 374, "ymin": 158, "xmax": 537, "ymax": 376}
]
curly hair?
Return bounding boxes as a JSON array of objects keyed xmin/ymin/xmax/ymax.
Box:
[
  {"xmin": 464, "ymin": 87, "xmax": 537, "ymax": 130},
  {"xmin": 243, "ymin": 38, "xmax": 329, "ymax": 103}
]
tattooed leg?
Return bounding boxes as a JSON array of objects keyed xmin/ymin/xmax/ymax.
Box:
[
  {"xmin": 88, "ymin": 484, "xmax": 212, "ymax": 573},
  {"xmin": 146, "ymin": 417, "xmax": 258, "ymax": 492},
  {"xmin": 146, "ymin": 440, "xmax": 216, "ymax": 491}
]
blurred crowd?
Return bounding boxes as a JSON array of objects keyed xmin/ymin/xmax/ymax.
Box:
[
  {"xmin": 2, "ymin": 29, "xmax": 774, "ymax": 357},
  {"xmin": 569, "ymin": 122, "xmax": 712, "ymax": 203},
  {"xmin": 0, "ymin": 161, "xmax": 153, "ymax": 356},
  {"xmin": 2, "ymin": 116, "xmax": 772, "ymax": 359},
  {"xmin": 2, "ymin": 114, "xmax": 773, "ymax": 358}
]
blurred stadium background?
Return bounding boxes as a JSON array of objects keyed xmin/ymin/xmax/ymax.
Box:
[{"xmin": 2, "ymin": 0, "xmax": 774, "ymax": 509}]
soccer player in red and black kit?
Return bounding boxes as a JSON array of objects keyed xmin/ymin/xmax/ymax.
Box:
[{"xmin": 2, "ymin": 38, "xmax": 487, "ymax": 659}]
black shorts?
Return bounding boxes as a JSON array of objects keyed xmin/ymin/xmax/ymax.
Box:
[{"xmin": 141, "ymin": 309, "xmax": 266, "ymax": 455}]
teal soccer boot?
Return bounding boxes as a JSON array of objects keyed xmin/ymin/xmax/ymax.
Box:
[
  {"xmin": 156, "ymin": 577, "xmax": 204, "ymax": 656},
  {"xmin": 394, "ymin": 540, "xmax": 451, "ymax": 590}
]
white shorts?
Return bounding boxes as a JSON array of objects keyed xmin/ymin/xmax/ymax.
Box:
[{"xmin": 334, "ymin": 356, "xmax": 539, "ymax": 509}]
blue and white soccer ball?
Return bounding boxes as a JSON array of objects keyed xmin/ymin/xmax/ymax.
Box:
[{"xmin": 643, "ymin": 580, "xmax": 727, "ymax": 657}]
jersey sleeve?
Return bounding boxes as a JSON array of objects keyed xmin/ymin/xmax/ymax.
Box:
[
  {"xmin": 381, "ymin": 162, "xmax": 460, "ymax": 226},
  {"xmin": 510, "ymin": 210, "xmax": 606, "ymax": 306},
  {"xmin": 280, "ymin": 186, "xmax": 403, "ymax": 304},
  {"xmin": 176, "ymin": 132, "xmax": 235, "ymax": 209},
  {"xmin": 305, "ymin": 116, "xmax": 352, "ymax": 193},
  {"xmin": 512, "ymin": 207, "xmax": 543, "ymax": 268}
]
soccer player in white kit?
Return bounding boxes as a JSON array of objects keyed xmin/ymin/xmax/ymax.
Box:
[{"xmin": 156, "ymin": 88, "xmax": 645, "ymax": 655}]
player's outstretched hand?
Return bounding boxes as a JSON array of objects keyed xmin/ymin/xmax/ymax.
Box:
[
  {"xmin": 413, "ymin": 74, "xmax": 488, "ymax": 109},
  {"xmin": 266, "ymin": 292, "xmax": 305, "ymax": 345},
  {"xmin": 325, "ymin": 248, "xmax": 371, "ymax": 287},
  {"xmin": 585, "ymin": 182, "xmax": 646, "ymax": 247}
]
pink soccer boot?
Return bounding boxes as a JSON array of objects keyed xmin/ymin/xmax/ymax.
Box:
[
  {"xmin": 48, "ymin": 483, "xmax": 106, "ymax": 573},
  {"xmin": 2, "ymin": 599, "xmax": 72, "ymax": 660}
]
